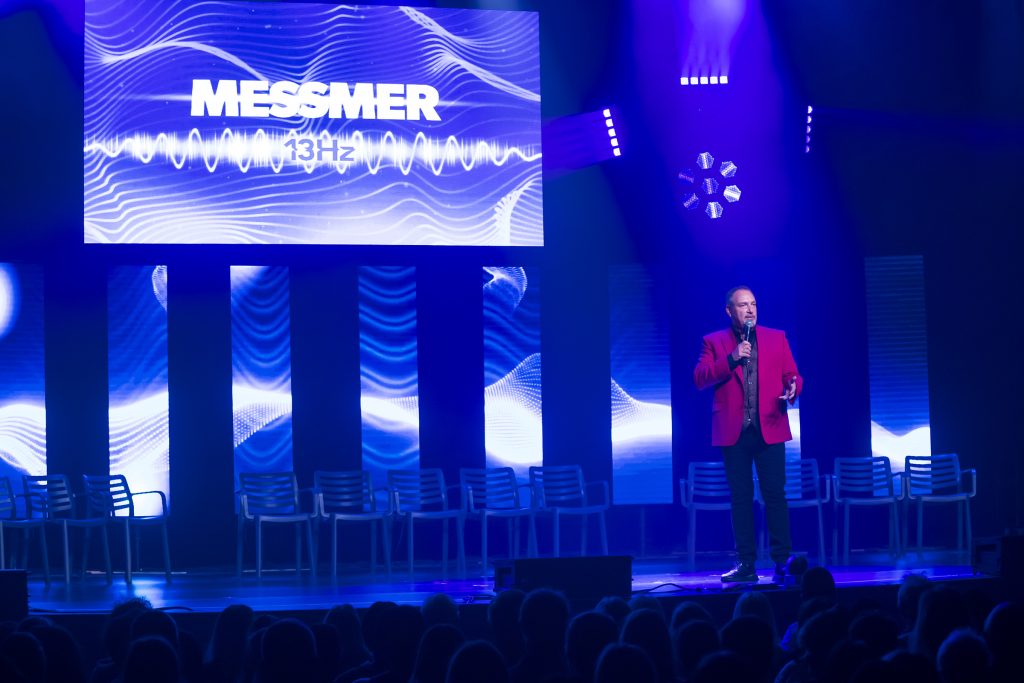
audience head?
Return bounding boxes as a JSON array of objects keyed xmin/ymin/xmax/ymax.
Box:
[
  {"xmin": 519, "ymin": 589, "xmax": 570, "ymax": 650},
  {"xmin": 799, "ymin": 607, "xmax": 849, "ymax": 671},
  {"xmin": 898, "ymin": 573, "xmax": 932, "ymax": 628},
  {"xmin": 374, "ymin": 604, "xmax": 425, "ymax": 678},
  {"xmin": 488, "ymin": 589, "xmax": 525, "ymax": 665},
  {"xmin": 984, "ymin": 600, "xmax": 1024, "ymax": 680},
  {"xmin": 911, "ymin": 588, "xmax": 970, "ymax": 662},
  {"xmin": 720, "ymin": 615, "xmax": 775, "ymax": 682},
  {"xmin": 24, "ymin": 624, "xmax": 84, "ymax": 683},
  {"xmin": 595, "ymin": 596, "xmax": 631, "ymax": 628},
  {"xmin": 205, "ymin": 604, "xmax": 253, "ymax": 679},
  {"xmin": 800, "ymin": 566, "xmax": 837, "ymax": 603},
  {"xmin": 260, "ymin": 618, "xmax": 317, "ymax": 683},
  {"xmin": 673, "ymin": 619, "xmax": 720, "ymax": 681},
  {"xmin": 671, "ymin": 601, "xmax": 714, "ymax": 632},
  {"xmin": 121, "ymin": 636, "xmax": 180, "ymax": 683},
  {"xmin": 361, "ymin": 600, "xmax": 398, "ymax": 657},
  {"xmin": 732, "ymin": 590, "xmax": 778, "ymax": 640},
  {"xmin": 565, "ymin": 611, "xmax": 617, "ymax": 682},
  {"xmin": 823, "ymin": 638, "xmax": 872, "ymax": 683},
  {"xmin": 689, "ymin": 650, "xmax": 746, "ymax": 683},
  {"xmin": 103, "ymin": 598, "xmax": 152, "ymax": 667},
  {"xmin": 130, "ymin": 609, "xmax": 179, "ymax": 648},
  {"xmin": 411, "ymin": 624, "xmax": 464, "ymax": 683},
  {"xmin": 622, "ymin": 608, "xmax": 674, "ymax": 683},
  {"xmin": 1, "ymin": 631, "xmax": 45, "ymax": 683},
  {"xmin": 849, "ymin": 611, "xmax": 900, "ymax": 659},
  {"xmin": 310, "ymin": 623, "xmax": 341, "ymax": 681},
  {"xmin": 446, "ymin": 640, "xmax": 509, "ymax": 683},
  {"xmin": 423, "ymin": 593, "xmax": 460, "ymax": 628},
  {"xmin": 629, "ymin": 595, "xmax": 666, "ymax": 620},
  {"xmin": 594, "ymin": 643, "xmax": 657, "ymax": 683},
  {"xmin": 937, "ymin": 628, "xmax": 991, "ymax": 683}
]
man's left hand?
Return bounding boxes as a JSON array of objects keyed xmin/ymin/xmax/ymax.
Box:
[{"xmin": 779, "ymin": 378, "xmax": 798, "ymax": 401}]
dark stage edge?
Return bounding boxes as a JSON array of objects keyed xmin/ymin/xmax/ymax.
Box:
[{"xmin": 25, "ymin": 554, "xmax": 990, "ymax": 615}]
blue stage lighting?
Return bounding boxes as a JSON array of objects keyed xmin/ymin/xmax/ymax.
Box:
[
  {"xmin": 705, "ymin": 202, "xmax": 723, "ymax": 219},
  {"xmin": 723, "ymin": 185, "xmax": 741, "ymax": 203},
  {"xmin": 697, "ymin": 152, "xmax": 714, "ymax": 170},
  {"xmin": 678, "ymin": 153, "xmax": 741, "ymax": 219},
  {"xmin": 702, "ymin": 178, "xmax": 719, "ymax": 195}
]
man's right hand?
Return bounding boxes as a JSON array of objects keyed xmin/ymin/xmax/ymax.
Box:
[{"xmin": 731, "ymin": 340, "xmax": 752, "ymax": 363}]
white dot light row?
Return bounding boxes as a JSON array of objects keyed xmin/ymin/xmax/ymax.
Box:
[
  {"xmin": 805, "ymin": 105, "xmax": 813, "ymax": 153},
  {"xmin": 679, "ymin": 75, "xmax": 729, "ymax": 86},
  {"xmin": 603, "ymin": 108, "xmax": 621, "ymax": 157}
]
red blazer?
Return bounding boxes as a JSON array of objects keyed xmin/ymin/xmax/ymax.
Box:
[{"xmin": 693, "ymin": 326, "xmax": 803, "ymax": 447}]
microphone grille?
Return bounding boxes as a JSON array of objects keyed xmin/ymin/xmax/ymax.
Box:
[{"xmin": 744, "ymin": 320, "xmax": 755, "ymax": 329}]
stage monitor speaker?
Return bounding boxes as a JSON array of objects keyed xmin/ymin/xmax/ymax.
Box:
[
  {"xmin": 974, "ymin": 534, "xmax": 1024, "ymax": 581},
  {"xmin": 0, "ymin": 570, "xmax": 29, "ymax": 621},
  {"xmin": 492, "ymin": 556, "xmax": 632, "ymax": 601}
]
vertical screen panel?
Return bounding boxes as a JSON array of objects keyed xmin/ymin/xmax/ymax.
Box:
[
  {"xmin": 108, "ymin": 265, "xmax": 169, "ymax": 515},
  {"xmin": 231, "ymin": 266, "xmax": 293, "ymax": 479},
  {"xmin": 483, "ymin": 267, "xmax": 542, "ymax": 476},
  {"xmin": 784, "ymin": 398, "xmax": 801, "ymax": 463},
  {"xmin": 866, "ymin": 256, "xmax": 931, "ymax": 469},
  {"xmin": 0, "ymin": 264, "xmax": 45, "ymax": 482},
  {"xmin": 609, "ymin": 265, "xmax": 672, "ymax": 504},
  {"xmin": 359, "ymin": 266, "xmax": 419, "ymax": 478}
]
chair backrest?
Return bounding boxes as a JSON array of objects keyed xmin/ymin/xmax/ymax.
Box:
[
  {"xmin": 239, "ymin": 472, "xmax": 300, "ymax": 515},
  {"xmin": 22, "ymin": 474, "xmax": 76, "ymax": 517},
  {"xmin": 528, "ymin": 466, "xmax": 584, "ymax": 508},
  {"xmin": 314, "ymin": 470, "xmax": 375, "ymax": 513},
  {"xmin": 784, "ymin": 459, "xmax": 824, "ymax": 501},
  {"xmin": 460, "ymin": 468, "xmax": 520, "ymax": 511},
  {"xmin": 834, "ymin": 457, "xmax": 895, "ymax": 498},
  {"xmin": 0, "ymin": 477, "xmax": 16, "ymax": 519},
  {"xmin": 83, "ymin": 474, "xmax": 135, "ymax": 517},
  {"xmin": 686, "ymin": 462, "xmax": 731, "ymax": 504},
  {"xmin": 388, "ymin": 469, "xmax": 448, "ymax": 512},
  {"xmin": 905, "ymin": 454, "xmax": 961, "ymax": 496}
]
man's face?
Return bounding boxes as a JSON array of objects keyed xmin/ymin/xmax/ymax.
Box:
[{"xmin": 726, "ymin": 289, "xmax": 757, "ymax": 330}]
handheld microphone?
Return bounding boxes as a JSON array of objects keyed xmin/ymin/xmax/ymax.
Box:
[{"xmin": 744, "ymin": 320, "xmax": 755, "ymax": 341}]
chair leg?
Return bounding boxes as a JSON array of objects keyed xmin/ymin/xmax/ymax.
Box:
[
  {"xmin": 65, "ymin": 522, "xmax": 74, "ymax": 585},
  {"xmin": 162, "ymin": 524, "xmax": 172, "ymax": 582},
  {"xmin": 101, "ymin": 527, "xmax": 112, "ymax": 583},
  {"xmin": 441, "ymin": 519, "xmax": 450, "ymax": 580},
  {"xmin": 964, "ymin": 499, "xmax": 973, "ymax": 565},
  {"xmin": 381, "ymin": 519, "xmax": 392, "ymax": 579},
  {"xmin": 599, "ymin": 512, "xmax": 608, "ymax": 556},
  {"xmin": 956, "ymin": 501, "xmax": 964, "ymax": 553},
  {"xmin": 508, "ymin": 518, "xmax": 516, "ymax": 560},
  {"xmin": 295, "ymin": 525, "xmax": 302, "ymax": 574},
  {"xmin": 687, "ymin": 508, "xmax": 696, "ymax": 572},
  {"xmin": 256, "ymin": 520, "xmax": 263, "ymax": 579},
  {"xmin": 481, "ymin": 516, "xmax": 488, "ymax": 576},
  {"xmin": 527, "ymin": 514, "xmax": 537, "ymax": 558},
  {"xmin": 370, "ymin": 520, "xmax": 378, "ymax": 577},
  {"xmin": 456, "ymin": 516, "xmax": 466, "ymax": 579},
  {"xmin": 917, "ymin": 501, "xmax": 924, "ymax": 556},
  {"xmin": 843, "ymin": 505, "xmax": 850, "ymax": 565},
  {"xmin": 237, "ymin": 515, "xmax": 245, "ymax": 577},
  {"xmin": 125, "ymin": 521, "xmax": 133, "ymax": 584},
  {"xmin": 407, "ymin": 516, "xmax": 415, "ymax": 577},
  {"xmin": 306, "ymin": 521, "xmax": 317, "ymax": 578},
  {"xmin": 553, "ymin": 511, "xmax": 561, "ymax": 559},
  {"xmin": 816, "ymin": 503, "xmax": 826, "ymax": 565},
  {"xmin": 331, "ymin": 518, "xmax": 338, "ymax": 578},
  {"xmin": 39, "ymin": 525, "xmax": 50, "ymax": 586}
]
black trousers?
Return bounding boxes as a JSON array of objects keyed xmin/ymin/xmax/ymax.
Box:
[{"xmin": 722, "ymin": 426, "xmax": 792, "ymax": 565}]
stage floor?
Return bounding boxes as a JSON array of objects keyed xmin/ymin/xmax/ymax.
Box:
[{"xmin": 25, "ymin": 553, "xmax": 984, "ymax": 616}]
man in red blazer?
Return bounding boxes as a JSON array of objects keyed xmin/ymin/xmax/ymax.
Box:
[{"xmin": 693, "ymin": 286, "xmax": 802, "ymax": 583}]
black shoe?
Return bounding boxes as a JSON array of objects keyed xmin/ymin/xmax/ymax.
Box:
[
  {"xmin": 772, "ymin": 563, "xmax": 787, "ymax": 585},
  {"xmin": 721, "ymin": 563, "xmax": 758, "ymax": 583}
]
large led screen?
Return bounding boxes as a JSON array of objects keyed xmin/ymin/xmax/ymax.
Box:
[
  {"xmin": 0, "ymin": 264, "xmax": 45, "ymax": 484},
  {"xmin": 108, "ymin": 266, "xmax": 169, "ymax": 515},
  {"xmin": 866, "ymin": 256, "xmax": 931, "ymax": 469},
  {"xmin": 483, "ymin": 267, "xmax": 542, "ymax": 477},
  {"xmin": 359, "ymin": 266, "xmax": 419, "ymax": 479},
  {"xmin": 609, "ymin": 266, "xmax": 672, "ymax": 504},
  {"xmin": 231, "ymin": 266, "xmax": 294, "ymax": 480},
  {"xmin": 84, "ymin": 0, "xmax": 543, "ymax": 246}
]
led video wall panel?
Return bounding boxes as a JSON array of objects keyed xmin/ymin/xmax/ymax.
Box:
[
  {"xmin": 483, "ymin": 267, "xmax": 542, "ymax": 477},
  {"xmin": 866, "ymin": 255, "xmax": 931, "ymax": 469},
  {"xmin": 84, "ymin": 0, "xmax": 542, "ymax": 245},
  {"xmin": 0, "ymin": 264, "xmax": 45, "ymax": 483},
  {"xmin": 231, "ymin": 266, "xmax": 294, "ymax": 479},
  {"xmin": 108, "ymin": 266, "xmax": 169, "ymax": 515},
  {"xmin": 609, "ymin": 266, "xmax": 672, "ymax": 504},
  {"xmin": 359, "ymin": 267, "xmax": 419, "ymax": 478}
]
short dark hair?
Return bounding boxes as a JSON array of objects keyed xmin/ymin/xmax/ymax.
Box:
[{"xmin": 725, "ymin": 286, "xmax": 753, "ymax": 307}]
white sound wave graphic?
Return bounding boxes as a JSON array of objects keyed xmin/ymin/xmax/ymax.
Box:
[
  {"xmin": 610, "ymin": 379, "xmax": 672, "ymax": 449},
  {"xmin": 871, "ymin": 422, "xmax": 931, "ymax": 472},
  {"xmin": 85, "ymin": 130, "xmax": 541, "ymax": 174},
  {"xmin": 109, "ymin": 392, "xmax": 169, "ymax": 516},
  {"xmin": 485, "ymin": 354, "xmax": 542, "ymax": 469},
  {"xmin": 0, "ymin": 402, "xmax": 47, "ymax": 476}
]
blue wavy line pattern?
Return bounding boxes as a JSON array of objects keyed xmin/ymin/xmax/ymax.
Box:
[
  {"xmin": 360, "ymin": 266, "xmax": 419, "ymax": 478},
  {"xmin": 609, "ymin": 266, "xmax": 672, "ymax": 504},
  {"xmin": 108, "ymin": 266, "xmax": 170, "ymax": 515},
  {"xmin": 84, "ymin": 0, "xmax": 542, "ymax": 245},
  {"xmin": 0, "ymin": 264, "xmax": 46, "ymax": 485},
  {"xmin": 483, "ymin": 267, "xmax": 542, "ymax": 476},
  {"xmin": 231, "ymin": 266, "xmax": 293, "ymax": 479},
  {"xmin": 866, "ymin": 256, "xmax": 931, "ymax": 471}
]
